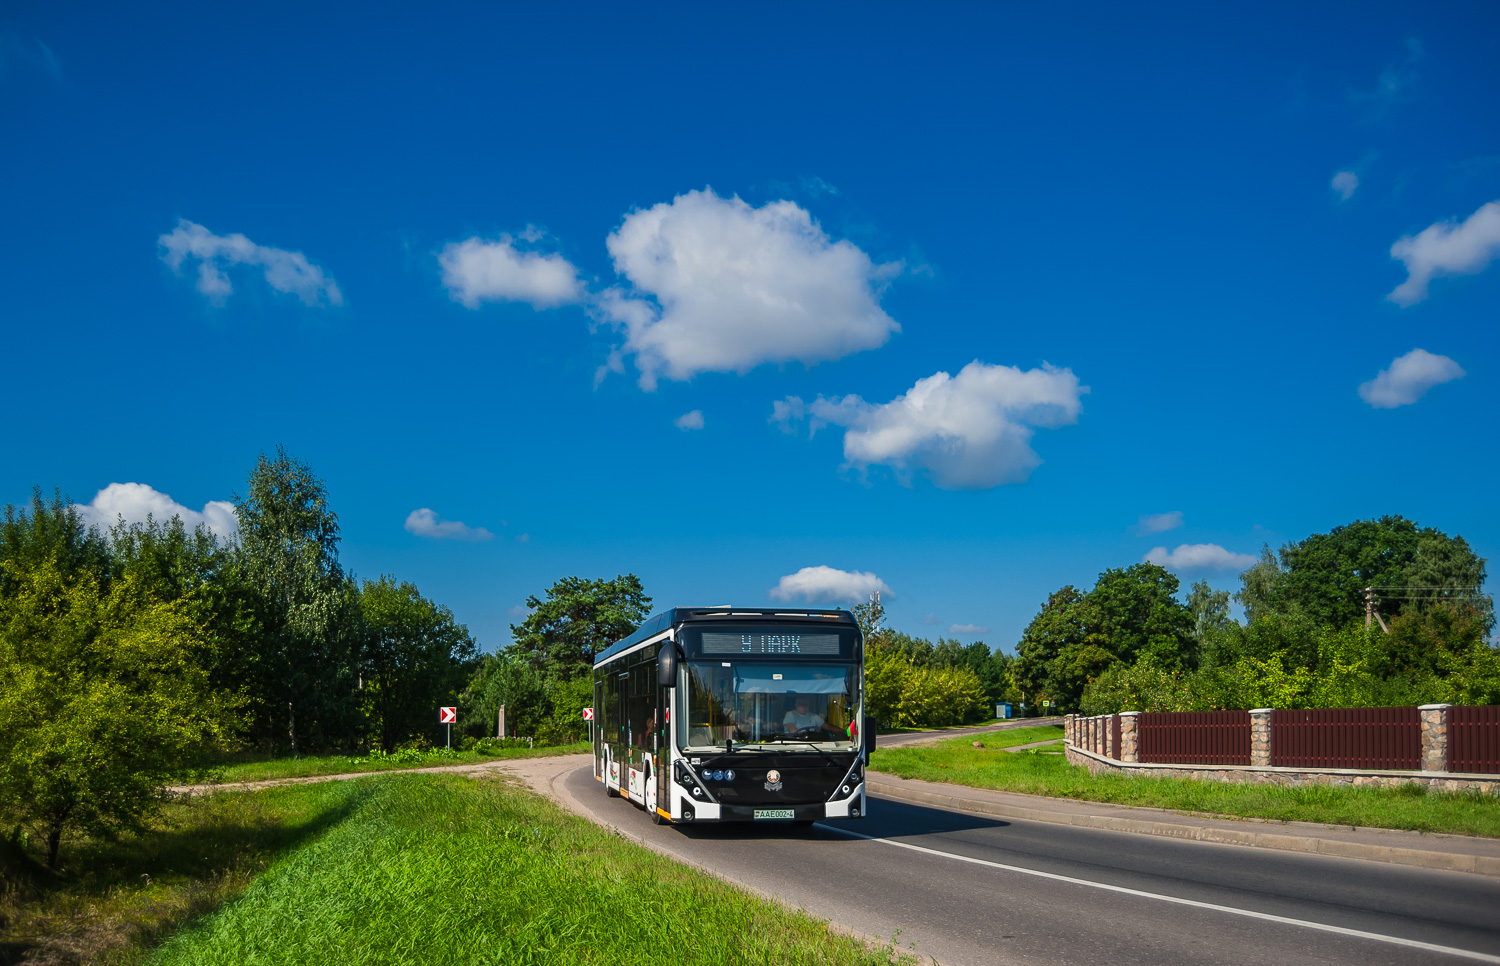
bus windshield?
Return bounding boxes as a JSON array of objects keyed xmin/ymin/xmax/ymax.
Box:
[{"xmin": 679, "ymin": 660, "xmax": 858, "ymax": 752}]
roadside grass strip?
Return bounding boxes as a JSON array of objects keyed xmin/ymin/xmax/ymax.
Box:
[
  {"xmin": 209, "ymin": 742, "xmax": 592, "ymax": 783},
  {"xmin": 0, "ymin": 782, "xmax": 347, "ymax": 965},
  {"xmin": 147, "ymin": 773, "xmax": 912, "ymax": 966},
  {"xmin": 870, "ymin": 728, "xmax": 1500, "ymax": 839}
]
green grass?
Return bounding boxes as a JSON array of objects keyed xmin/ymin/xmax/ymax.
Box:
[
  {"xmin": 869, "ymin": 727, "xmax": 1500, "ymax": 838},
  {"xmin": 208, "ymin": 741, "xmax": 591, "ymax": 783},
  {"xmin": 4, "ymin": 773, "xmax": 913, "ymax": 965},
  {"xmin": 954, "ymin": 725, "xmax": 1066, "ymax": 749},
  {"xmin": 1, "ymin": 779, "xmax": 353, "ymax": 965},
  {"xmin": 145, "ymin": 774, "xmax": 909, "ymax": 966}
]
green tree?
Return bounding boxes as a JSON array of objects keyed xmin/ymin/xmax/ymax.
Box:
[
  {"xmin": 1276, "ymin": 516, "xmax": 1488, "ymax": 631},
  {"xmin": 1014, "ymin": 586, "xmax": 1086, "ymax": 708},
  {"xmin": 862, "ymin": 644, "xmax": 907, "ymax": 728},
  {"xmin": 1015, "ymin": 565, "xmax": 1195, "ymax": 712},
  {"xmin": 460, "ymin": 652, "xmax": 548, "ymax": 738},
  {"xmin": 107, "ymin": 515, "xmax": 261, "ymax": 715},
  {"xmin": 509, "ymin": 575, "xmax": 651, "ymax": 681},
  {"xmin": 234, "ymin": 448, "xmax": 361, "ymax": 753},
  {"xmin": 851, "ymin": 591, "xmax": 886, "ymax": 643},
  {"xmin": 360, "ymin": 576, "xmax": 479, "ymax": 752},
  {"xmin": 900, "ymin": 665, "xmax": 988, "ymax": 727},
  {"xmin": 1185, "ymin": 579, "xmax": 1232, "ymax": 643},
  {"xmin": 1234, "ymin": 545, "xmax": 1283, "ymax": 625},
  {"xmin": 0, "ymin": 556, "xmax": 240, "ymax": 866},
  {"xmin": 1082, "ymin": 563, "xmax": 1196, "ymax": 671},
  {"xmin": 0, "ymin": 489, "xmax": 111, "ymax": 591},
  {"xmin": 539, "ymin": 674, "xmax": 594, "ymax": 744}
]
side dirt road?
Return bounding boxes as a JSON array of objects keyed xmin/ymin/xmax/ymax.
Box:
[{"xmin": 170, "ymin": 754, "xmax": 582, "ymax": 796}]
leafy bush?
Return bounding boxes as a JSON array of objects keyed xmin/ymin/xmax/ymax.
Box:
[
  {"xmin": 1079, "ymin": 624, "xmax": 1460, "ymax": 713},
  {"xmin": 864, "ymin": 646, "xmax": 988, "ymax": 727},
  {"xmin": 470, "ymin": 737, "xmax": 531, "ymax": 755}
]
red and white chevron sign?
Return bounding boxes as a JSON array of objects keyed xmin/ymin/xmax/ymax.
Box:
[
  {"xmin": 583, "ymin": 707, "xmax": 594, "ymax": 721},
  {"xmin": 439, "ymin": 706, "xmax": 457, "ymax": 724}
]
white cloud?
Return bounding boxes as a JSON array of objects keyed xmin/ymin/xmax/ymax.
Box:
[
  {"xmin": 74, "ymin": 483, "xmax": 237, "ymax": 542},
  {"xmin": 920, "ymin": 613, "xmax": 941, "ymax": 625},
  {"xmin": 1135, "ymin": 511, "xmax": 1184, "ymax": 536},
  {"xmin": 1144, "ymin": 544, "xmax": 1257, "ymax": 572},
  {"xmin": 674, "ymin": 410, "xmax": 705, "ymax": 430},
  {"xmin": 1387, "ymin": 200, "xmax": 1500, "ymax": 306},
  {"xmin": 1331, "ymin": 171, "xmax": 1359, "ymax": 201},
  {"xmin": 770, "ymin": 396, "xmax": 805, "ymax": 432},
  {"xmin": 778, "ymin": 360, "xmax": 1086, "ymax": 489},
  {"xmin": 1358, "ymin": 348, "xmax": 1465, "ymax": 408},
  {"xmin": 506, "ymin": 604, "xmax": 529, "ymax": 619},
  {"xmin": 404, "ymin": 508, "xmax": 494, "ymax": 542},
  {"xmin": 597, "ymin": 188, "xmax": 901, "ymax": 389},
  {"xmin": 948, "ymin": 623, "xmax": 989, "ymax": 635},
  {"xmin": 769, "ymin": 566, "xmax": 892, "ymax": 604},
  {"xmin": 158, "ymin": 219, "xmax": 342, "ymax": 307},
  {"xmin": 438, "ymin": 234, "xmax": 585, "ymax": 309}
]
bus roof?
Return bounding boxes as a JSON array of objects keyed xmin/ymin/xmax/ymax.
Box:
[{"xmin": 593, "ymin": 606, "xmax": 857, "ymax": 667}]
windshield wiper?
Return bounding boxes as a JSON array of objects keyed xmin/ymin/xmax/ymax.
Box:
[{"xmin": 758, "ymin": 736, "xmax": 835, "ymax": 763}]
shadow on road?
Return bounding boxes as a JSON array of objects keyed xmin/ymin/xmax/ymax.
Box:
[{"xmin": 669, "ymin": 796, "xmax": 1009, "ymax": 843}]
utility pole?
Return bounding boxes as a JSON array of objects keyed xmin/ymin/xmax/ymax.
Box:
[{"xmin": 1363, "ymin": 587, "xmax": 1391, "ymax": 633}]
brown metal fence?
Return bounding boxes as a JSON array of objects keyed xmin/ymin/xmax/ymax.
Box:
[
  {"xmin": 1111, "ymin": 713, "xmax": 1122, "ymax": 761},
  {"xmin": 1271, "ymin": 707, "xmax": 1419, "ymax": 769},
  {"xmin": 1138, "ymin": 711, "xmax": 1250, "ymax": 765},
  {"xmin": 1450, "ymin": 705, "xmax": 1500, "ymax": 774}
]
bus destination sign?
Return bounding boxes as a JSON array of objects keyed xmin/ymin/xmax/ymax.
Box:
[{"xmin": 700, "ymin": 631, "xmax": 841, "ymax": 656}]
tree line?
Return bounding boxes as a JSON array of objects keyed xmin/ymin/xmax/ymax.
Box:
[
  {"xmin": 459, "ymin": 581, "xmax": 1021, "ymax": 741},
  {"xmin": 853, "ymin": 594, "xmax": 1020, "ymax": 727},
  {"xmin": 0, "ymin": 449, "xmax": 476, "ymax": 865},
  {"xmin": 1012, "ymin": 515, "xmax": 1499, "ymax": 715}
]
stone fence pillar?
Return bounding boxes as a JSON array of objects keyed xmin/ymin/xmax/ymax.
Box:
[
  {"xmin": 1249, "ymin": 708, "xmax": 1273, "ymax": 767},
  {"xmin": 1420, "ymin": 704, "xmax": 1451, "ymax": 772},
  {"xmin": 1119, "ymin": 711, "xmax": 1139, "ymax": 763},
  {"xmin": 1065, "ymin": 714, "xmax": 1075, "ymax": 746}
]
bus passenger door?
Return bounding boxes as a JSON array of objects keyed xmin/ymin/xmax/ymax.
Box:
[{"xmin": 655, "ymin": 681, "xmax": 669, "ymax": 817}]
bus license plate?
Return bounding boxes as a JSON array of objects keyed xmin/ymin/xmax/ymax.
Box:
[{"xmin": 754, "ymin": 809, "xmax": 795, "ymax": 820}]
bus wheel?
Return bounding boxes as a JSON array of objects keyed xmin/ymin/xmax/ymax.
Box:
[
  {"xmin": 606, "ymin": 782, "xmax": 620, "ymax": 798},
  {"xmin": 651, "ymin": 807, "xmax": 668, "ymax": 825}
]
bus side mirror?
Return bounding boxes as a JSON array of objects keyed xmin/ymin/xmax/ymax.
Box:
[
  {"xmin": 656, "ymin": 641, "xmax": 680, "ymax": 687},
  {"xmin": 864, "ymin": 716, "xmax": 876, "ymax": 755}
]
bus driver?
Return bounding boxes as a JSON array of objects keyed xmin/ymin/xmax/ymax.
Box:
[{"xmin": 783, "ymin": 695, "xmax": 829, "ymax": 734}]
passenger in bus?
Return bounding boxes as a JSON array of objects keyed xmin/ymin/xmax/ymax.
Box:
[{"xmin": 783, "ymin": 695, "xmax": 830, "ymax": 734}]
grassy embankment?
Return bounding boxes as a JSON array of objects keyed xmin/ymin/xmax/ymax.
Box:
[
  {"xmin": 869, "ymin": 725, "xmax": 1500, "ymax": 838},
  {"xmin": 209, "ymin": 741, "xmax": 592, "ymax": 783},
  {"xmin": 3, "ymin": 772, "xmax": 912, "ymax": 966}
]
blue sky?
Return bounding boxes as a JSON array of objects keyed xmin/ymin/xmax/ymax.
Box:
[{"xmin": 3, "ymin": 1, "xmax": 1496, "ymax": 653}]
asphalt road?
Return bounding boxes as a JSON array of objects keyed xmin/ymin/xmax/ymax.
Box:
[{"xmin": 560, "ymin": 764, "xmax": 1500, "ymax": 966}]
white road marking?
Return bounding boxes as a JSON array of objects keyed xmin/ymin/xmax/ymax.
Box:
[{"xmin": 820, "ymin": 825, "xmax": 1500, "ymax": 964}]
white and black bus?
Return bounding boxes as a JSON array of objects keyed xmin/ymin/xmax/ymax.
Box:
[{"xmin": 592, "ymin": 606, "xmax": 872, "ymax": 826}]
